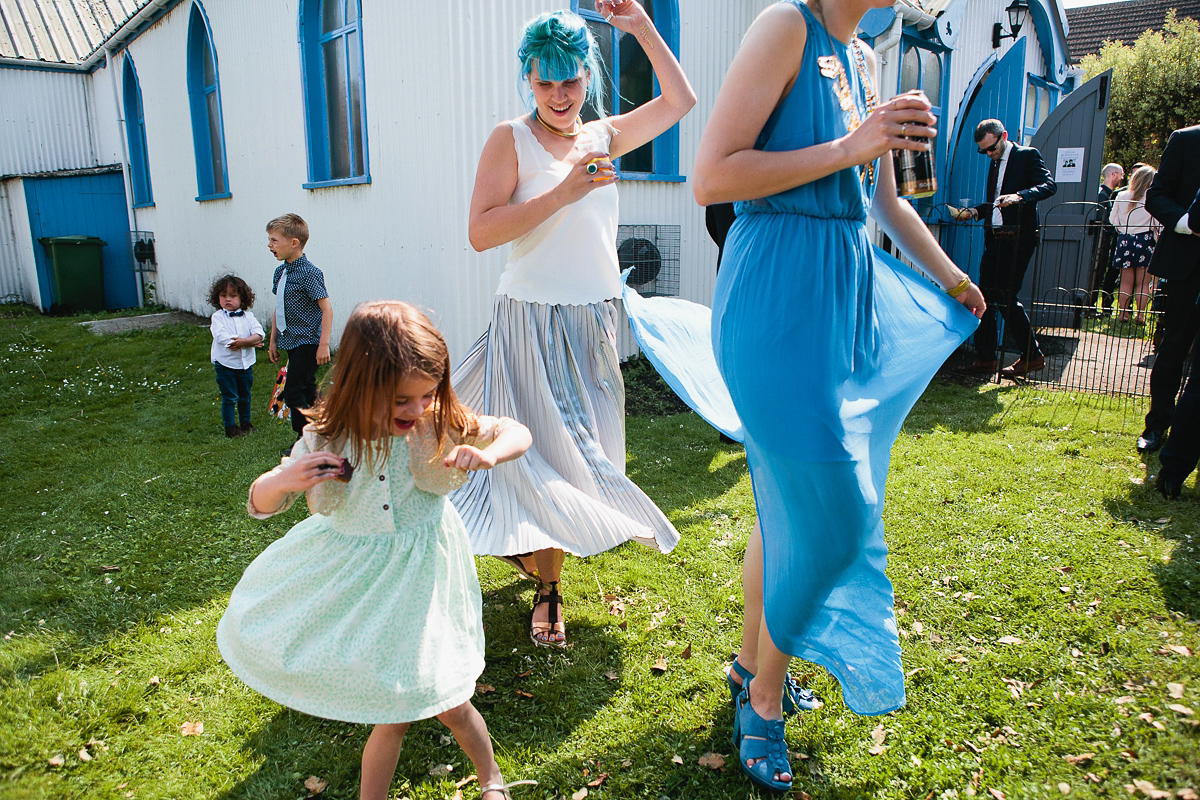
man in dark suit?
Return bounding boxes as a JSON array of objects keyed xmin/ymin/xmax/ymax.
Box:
[
  {"xmin": 961, "ymin": 119, "xmax": 1057, "ymax": 378},
  {"xmin": 1138, "ymin": 125, "xmax": 1200, "ymax": 454},
  {"xmin": 1156, "ymin": 185, "xmax": 1200, "ymax": 497},
  {"xmin": 1091, "ymin": 163, "xmax": 1124, "ymax": 315}
]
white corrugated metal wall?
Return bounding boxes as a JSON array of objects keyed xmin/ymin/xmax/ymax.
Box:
[
  {"xmin": 0, "ymin": 66, "xmax": 101, "ymax": 302},
  {"xmin": 108, "ymin": 0, "xmax": 772, "ymax": 361}
]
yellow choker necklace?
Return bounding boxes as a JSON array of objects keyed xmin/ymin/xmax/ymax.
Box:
[{"xmin": 534, "ymin": 110, "xmax": 582, "ymax": 138}]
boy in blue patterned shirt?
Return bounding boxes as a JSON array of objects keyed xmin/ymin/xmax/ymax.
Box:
[{"xmin": 266, "ymin": 213, "xmax": 333, "ymax": 444}]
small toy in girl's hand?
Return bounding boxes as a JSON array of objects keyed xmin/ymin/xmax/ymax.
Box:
[{"xmin": 318, "ymin": 457, "xmax": 354, "ymax": 483}]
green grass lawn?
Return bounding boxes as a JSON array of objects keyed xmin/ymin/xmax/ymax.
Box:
[{"xmin": 0, "ymin": 307, "xmax": 1196, "ymax": 800}]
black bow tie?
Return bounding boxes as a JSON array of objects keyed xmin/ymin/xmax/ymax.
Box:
[{"xmin": 228, "ymin": 310, "xmax": 244, "ymax": 317}]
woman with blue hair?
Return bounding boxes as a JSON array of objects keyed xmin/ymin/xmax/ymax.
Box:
[{"xmin": 455, "ymin": 3, "xmax": 694, "ymax": 649}]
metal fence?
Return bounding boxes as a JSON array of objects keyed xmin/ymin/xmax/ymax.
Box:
[{"xmin": 933, "ymin": 200, "xmax": 1166, "ymax": 400}]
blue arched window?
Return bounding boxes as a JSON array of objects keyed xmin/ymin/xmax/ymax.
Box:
[
  {"xmin": 122, "ymin": 55, "xmax": 154, "ymax": 208},
  {"xmin": 573, "ymin": 0, "xmax": 683, "ymax": 181},
  {"xmin": 299, "ymin": 0, "xmax": 370, "ymax": 187},
  {"xmin": 186, "ymin": 2, "xmax": 230, "ymax": 200}
]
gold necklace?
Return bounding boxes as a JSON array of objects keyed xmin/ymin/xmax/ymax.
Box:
[{"xmin": 534, "ymin": 110, "xmax": 582, "ymax": 138}]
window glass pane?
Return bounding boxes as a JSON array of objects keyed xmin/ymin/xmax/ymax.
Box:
[
  {"xmin": 323, "ymin": 36, "xmax": 351, "ymax": 179},
  {"xmin": 202, "ymin": 41, "xmax": 215, "ymax": 88},
  {"xmin": 619, "ymin": 29, "xmax": 653, "ymax": 171},
  {"xmin": 581, "ymin": 19, "xmax": 612, "ymax": 121},
  {"xmin": 348, "ymin": 30, "xmax": 364, "ymax": 176},
  {"xmin": 1039, "ymin": 86, "xmax": 1051, "ymax": 128},
  {"xmin": 1025, "ymin": 83, "xmax": 1036, "ymax": 129},
  {"xmin": 577, "ymin": 0, "xmax": 598, "ymax": 11},
  {"xmin": 923, "ymin": 50, "xmax": 941, "ymax": 107},
  {"xmin": 207, "ymin": 91, "xmax": 225, "ymax": 193},
  {"xmin": 346, "ymin": 0, "xmax": 358, "ymax": 23},
  {"xmin": 322, "ymin": 0, "xmax": 342, "ymax": 33},
  {"xmin": 900, "ymin": 46, "xmax": 920, "ymax": 93}
]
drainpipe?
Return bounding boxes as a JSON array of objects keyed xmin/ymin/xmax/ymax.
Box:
[{"xmin": 106, "ymin": 46, "xmax": 143, "ymax": 307}]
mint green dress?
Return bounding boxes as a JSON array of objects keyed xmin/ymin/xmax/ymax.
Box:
[{"xmin": 217, "ymin": 434, "xmax": 485, "ymax": 724}]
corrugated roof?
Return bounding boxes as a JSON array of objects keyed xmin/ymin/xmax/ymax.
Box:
[
  {"xmin": 1066, "ymin": 0, "xmax": 1200, "ymax": 62},
  {"xmin": 0, "ymin": 0, "xmax": 152, "ymax": 64}
]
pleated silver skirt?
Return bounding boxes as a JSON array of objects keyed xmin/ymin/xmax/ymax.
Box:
[{"xmin": 450, "ymin": 295, "xmax": 680, "ymax": 557}]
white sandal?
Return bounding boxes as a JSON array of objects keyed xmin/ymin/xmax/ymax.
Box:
[{"xmin": 480, "ymin": 778, "xmax": 537, "ymax": 799}]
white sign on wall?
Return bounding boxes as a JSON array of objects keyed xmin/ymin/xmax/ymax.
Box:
[{"xmin": 1055, "ymin": 147, "xmax": 1085, "ymax": 183}]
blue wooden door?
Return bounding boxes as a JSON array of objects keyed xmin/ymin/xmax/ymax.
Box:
[
  {"xmin": 25, "ymin": 172, "xmax": 138, "ymax": 311},
  {"xmin": 941, "ymin": 37, "xmax": 1027, "ymax": 282}
]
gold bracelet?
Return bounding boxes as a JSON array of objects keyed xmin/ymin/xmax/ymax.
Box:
[{"xmin": 946, "ymin": 276, "xmax": 971, "ymax": 298}]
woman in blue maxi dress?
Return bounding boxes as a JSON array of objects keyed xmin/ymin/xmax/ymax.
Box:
[{"xmin": 692, "ymin": 0, "xmax": 986, "ymax": 790}]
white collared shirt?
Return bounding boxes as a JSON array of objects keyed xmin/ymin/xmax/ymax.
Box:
[
  {"xmin": 992, "ymin": 139, "xmax": 1014, "ymax": 227},
  {"xmin": 210, "ymin": 308, "xmax": 265, "ymax": 370}
]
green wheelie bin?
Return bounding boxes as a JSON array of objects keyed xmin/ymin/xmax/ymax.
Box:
[{"xmin": 39, "ymin": 235, "xmax": 107, "ymax": 313}]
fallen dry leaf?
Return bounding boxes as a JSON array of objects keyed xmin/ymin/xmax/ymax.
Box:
[
  {"xmin": 48, "ymin": 754, "xmax": 65, "ymax": 767},
  {"xmin": 78, "ymin": 748, "xmax": 92, "ymax": 763},
  {"xmin": 1176, "ymin": 789, "xmax": 1199, "ymax": 800},
  {"xmin": 651, "ymin": 656, "xmax": 668, "ymax": 673},
  {"xmin": 1064, "ymin": 753, "xmax": 1095, "ymax": 765},
  {"xmin": 1167, "ymin": 703, "xmax": 1195, "ymax": 716},
  {"xmin": 603, "ymin": 670, "xmax": 619, "ymax": 681},
  {"xmin": 1070, "ymin": 648, "xmax": 1084, "ymax": 658},
  {"xmin": 1167, "ymin": 645, "xmax": 1193, "ymax": 657},
  {"xmin": 148, "ymin": 676, "xmax": 160, "ymax": 686},
  {"xmin": 455, "ymin": 774, "xmax": 477, "ymax": 788},
  {"xmin": 697, "ymin": 752, "xmax": 726, "ymax": 770},
  {"xmin": 868, "ymin": 723, "xmax": 887, "ymax": 755},
  {"xmin": 906, "ymin": 667, "xmax": 926, "ymax": 678},
  {"xmin": 571, "ymin": 789, "xmax": 588, "ymax": 800},
  {"xmin": 1058, "ymin": 783, "xmax": 1071, "ymax": 795},
  {"xmin": 988, "ymin": 789, "xmax": 1007, "ymax": 800},
  {"xmin": 670, "ymin": 754, "xmax": 684, "ymax": 766},
  {"xmin": 303, "ymin": 775, "xmax": 328, "ymax": 794},
  {"xmin": 997, "ymin": 635, "xmax": 1024, "ymax": 646},
  {"xmin": 1167, "ymin": 683, "xmax": 1185, "ymax": 699},
  {"xmin": 514, "ymin": 689, "xmax": 533, "ymax": 698},
  {"xmin": 429, "ymin": 764, "xmax": 454, "ymax": 778},
  {"xmin": 587, "ymin": 772, "xmax": 608, "ymax": 787},
  {"xmin": 1131, "ymin": 779, "xmax": 1172, "ymax": 798},
  {"xmin": 180, "ymin": 721, "xmax": 203, "ymax": 736},
  {"xmin": 680, "ymin": 643, "xmax": 692, "ymax": 660},
  {"xmin": 475, "ymin": 683, "xmax": 495, "ymax": 694}
]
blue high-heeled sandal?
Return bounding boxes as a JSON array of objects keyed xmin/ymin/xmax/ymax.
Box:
[
  {"xmin": 732, "ymin": 678, "xmax": 792, "ymax": 792},
  {"xmin": 726, "ymin": 658, "xmax": 821, "ymax": 715}
]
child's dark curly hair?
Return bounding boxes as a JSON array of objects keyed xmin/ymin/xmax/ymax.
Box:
[{"xmin": 207, "ymin": 274, "xmax": 255, "ymax": 309}]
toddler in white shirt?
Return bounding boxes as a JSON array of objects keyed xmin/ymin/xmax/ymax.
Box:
[{"xmin": 209, "ymin": 274, "xmax": 265, "ymax": 438}]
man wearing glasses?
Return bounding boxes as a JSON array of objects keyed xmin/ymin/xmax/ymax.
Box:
[{"xmin": 959, "ymin": 119, "xmax": 1057, "ymax": 378}]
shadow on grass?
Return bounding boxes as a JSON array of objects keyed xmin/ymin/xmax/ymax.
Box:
[{"xmin": 217, "ymin": 620, "xmax": 625, "ymax": 800}]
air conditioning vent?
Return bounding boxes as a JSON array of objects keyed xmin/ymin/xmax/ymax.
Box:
[{"xmin": 617, "ymin": 224, "xmax": 679, "ymax": 298}]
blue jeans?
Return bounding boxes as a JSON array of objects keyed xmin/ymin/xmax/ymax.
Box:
[{"xmin": 214, "ymin": 363, "xmax": 254, "ymax": 428}]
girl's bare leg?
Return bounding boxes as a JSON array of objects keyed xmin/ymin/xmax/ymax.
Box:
[
  {"xmin": 1118, "ymin": 268, "xmax": 1134, "ymax": 320},
  {"xmin": 361, "ymin": 722, "xmax": 411, "ymax": 800},
  {"xmin": 436, "ymin": 702, "xmax": 505, "ymax": 795},
  {"xmin": 735, "ymin": 521, "xmax": 764, "ymax": 678}
]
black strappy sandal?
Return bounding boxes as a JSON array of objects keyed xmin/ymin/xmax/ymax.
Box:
[{"xmin": 530, "ymin": 580, "xmax": 566, "ymax": 649}]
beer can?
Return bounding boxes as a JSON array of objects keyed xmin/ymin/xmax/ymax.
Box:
[{"xmin": 893, "ymin": 137, "xmax": 937, "ymax": 198}]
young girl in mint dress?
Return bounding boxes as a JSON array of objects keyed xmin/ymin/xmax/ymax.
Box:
[
  {"xmin": 693, "ymin": 0, "xmax": 985, "ymax": 791},
  {"xmin": 217, "ymin": 301, "xmax": 535, "ymax": 800}
]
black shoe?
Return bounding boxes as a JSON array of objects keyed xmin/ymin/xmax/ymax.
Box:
[
  {"xmin": 1157, "ymin": 473, "xmax": 1182, "ymax": 500},
  {"xmin": 225, "ymin": 425, "xmax": 245, "ymax": 438},
  {"xmin": 1137, "ymin": 429, "xmax": 1165, "ymax": 453},
  {"xmin": 239, "ymin": 421, "xmax": 256, "ymax": 433}
]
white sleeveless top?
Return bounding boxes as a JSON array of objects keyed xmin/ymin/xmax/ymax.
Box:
[{"xmin": 495, "ymin": 118, "xmax": 622, "ymax": 305}]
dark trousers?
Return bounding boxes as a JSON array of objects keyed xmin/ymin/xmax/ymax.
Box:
[
  {"xmin": 1158, "ymin": 326, "xmax": 1200, "ymax": 485},
  {"xmin": 214, "ymin": 363, "xmax": 254, "ymax": 428},
  {"xmin": 1091, "ymin": 226, "xmax": 1119, "ymax": 310},
  {"xmin": 975, "ymin": 230, "xmax": 1041, "ymax": 362},
  {"xmin": 283, "ymin": 344, "xmax": 319, "ymax": 436},
  {"xmin": 1145, "ymin": 270, "xmax": 1200, "ymax": 433}
]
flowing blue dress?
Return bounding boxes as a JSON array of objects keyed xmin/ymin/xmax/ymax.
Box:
[{"xmin": 711, "ymin": 2, "xmax": 978, "ymax": 715}]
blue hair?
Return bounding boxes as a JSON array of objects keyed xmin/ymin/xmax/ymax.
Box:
[{"xmin": 517, "ymin": 11, "xmax": 606, "ymax": 115}]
